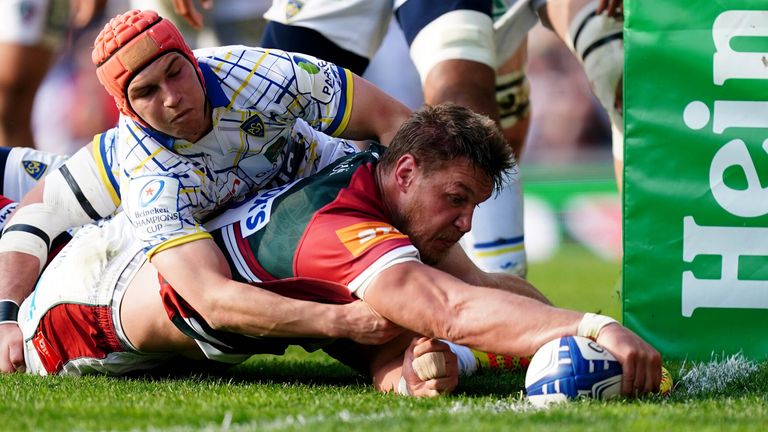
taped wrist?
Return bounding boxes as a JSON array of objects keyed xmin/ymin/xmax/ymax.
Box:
[
  {"xmin": 577, "ymin": 312, "xmax": 618, "ymax": 340},
  {"xmin": 496, "ymin": 70, "xmax": 530, "ymax": 129},
  {"xmin": 0, "ymin": 299, "xmax": 19, "ymax": 324}
]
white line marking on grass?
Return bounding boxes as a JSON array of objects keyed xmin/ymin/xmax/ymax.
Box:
[
  {"xmin": 676, "ymin": 353, "xmax": 759, "ymax": 397},
  {"xmin": 142, "ymin": 399, "xmax": 536, "ymax": 431}
]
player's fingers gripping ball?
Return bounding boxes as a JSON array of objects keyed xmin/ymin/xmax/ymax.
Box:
[
  {"xmin": 659, "ymin": 366, "xmax": 673, "ymax": 395},
  {"xmin": 412, "ymin": 351, "xmax": 447, "ymax": 381}
]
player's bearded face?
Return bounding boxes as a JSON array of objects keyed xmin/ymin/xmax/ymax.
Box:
[
  {"xmin": 127, "ymin": 53, "xmax": 210, "ymax": 142},
  {"xmin": 397, "ymin": 160, "xmax": 492, "ymax": 265}
]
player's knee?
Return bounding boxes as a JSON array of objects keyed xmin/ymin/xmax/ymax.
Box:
[
  {"xmin": 496, "ymin": 70, "xmax": 531, "ymax": 130},
  {"xmin": 565, "ymin": 1, "xmax": 624, "ymax": 116}
]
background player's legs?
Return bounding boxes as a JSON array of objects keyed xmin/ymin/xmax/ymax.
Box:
[
  {"xmin": 0, "ymin": 0, "xmax": 72, "ymax": 149},
  {"xmin": 538, "ymin": 0, "xmax": 624, "ymax": 187},
  {"xmin": 461, "ymin": 42, "xmax": 530, "ymax": 276},
  {"xmin": 0, "ymin": 43, "xmax": 53, "ymax": 149},
  {"xmin": 399, "ymin": 1, "xmax": 530, "ymax": 276}
]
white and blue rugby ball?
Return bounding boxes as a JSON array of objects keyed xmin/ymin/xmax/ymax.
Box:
[{"xmin": 525, "ymin": 336, "xmax": 622, "ymax": 406}]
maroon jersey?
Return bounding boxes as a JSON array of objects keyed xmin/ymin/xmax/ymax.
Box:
[{"xmin": 160, "ymin": 151, "xmax": 420, "ymax": 359}]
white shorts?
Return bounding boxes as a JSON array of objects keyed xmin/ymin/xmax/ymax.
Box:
[
  {"xmin": 266, "ymin": 0, "xmax": 545, "ymax": 73},
  {"xmin": 0, "ymin": 147, "xmax": 67, "ymax": 202},
  {"xmin": 267, "ymin": 0, "xmax": 511, "ymax": 78},
  {"xmin": 264, "ymin": 0, "xmax": 393, "ymax": 60},
  {"xmin": 0, "ymin": 0, "xmax": 70, "ymax": 48},
  {"xmin": 20, "ymin": 214, "xmax": 174, "ymax": 376}
]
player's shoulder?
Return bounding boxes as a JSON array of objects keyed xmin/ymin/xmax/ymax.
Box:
[{"xmin": 195, "ymin": 45, "xmax": 296, "ymax": 73}]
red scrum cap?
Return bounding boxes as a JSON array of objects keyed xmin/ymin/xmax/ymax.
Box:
[{"xmin": 92, "ymin": 10, "xmax": 204, "ymax": 123}]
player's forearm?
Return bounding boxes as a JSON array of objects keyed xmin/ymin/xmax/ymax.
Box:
[
  {"xmin": 0, "ymin": 252, "xmax": 41, "ymax": 303},
  {"xmin": 435, "ymin": 246, "xmax": 551, "ymax": 305},
  {"xmin": 441, "ymin": 288, "xmax": 581, "ymax": 356},
  {"xmin": 206, "ymin": 280, "xmax": 349, "ymax": 338},
  {"xmin": 367, "ymin": 262, "xmax": 582, "ymax": 356}
]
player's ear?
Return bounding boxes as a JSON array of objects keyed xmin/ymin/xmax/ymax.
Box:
[{"xmin": 393, "ymin": 154, "xmax": 417, "ymax": 192}]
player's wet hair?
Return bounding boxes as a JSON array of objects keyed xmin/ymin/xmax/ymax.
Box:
[
  {"xmin": 379, "ymin": 103, "xmax": 515, "ymax": 192},
  {"xmin": 92, "ymin": 9, "xmax": 204, "ymax": 125}
]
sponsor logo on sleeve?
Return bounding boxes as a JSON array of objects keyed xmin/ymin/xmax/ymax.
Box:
[
  {"xmin": 129, "ymin": 176, "xmax": 183, "ymax": 239},
  {"xmin": 293, "ymin": 55, "xmax": 320, "ymax": 74},
  {"xmin": 336, "ymin": 222, "xmax": 408, "ymax": 257},
  {"xmin": 291, "ymin": 55, "xmax": 336, "ymax": 105},
  {"xmin": 22, "ymin": 160, "xmax": 48, "ymax": 180},
  {"xmin": 138, "ymin": 178, "xmax": 166, "ymax": 207}
]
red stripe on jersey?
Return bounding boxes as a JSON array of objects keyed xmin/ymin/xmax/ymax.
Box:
[
  {"xmin": 295, "ymin": 164, "xmax": 414, "ymax": 284},
  {"xmin": 159, "ymin": 274, "xmax": 197, "ymax": 320},
  {"xmin": 0, "ymin": 195, "xmax": 16, "ymax": 232},
  {"xmin": 0, "ymin": 195, "xmax": 14, "ymax": 211},
  {"xmin": 33, "ymin": 303, "xmax": 123, "ymax": 374},
  {"xmin": 233, "ymin": 222, "xmax": 274, "ymax": 281},
  {"xmin": 255, "ymin": 277, "xmax": 355, "ymax": 304}
]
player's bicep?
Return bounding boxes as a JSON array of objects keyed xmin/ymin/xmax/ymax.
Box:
[{"xmin": 363, "ymin": 261, "xmax": 470, "ymax": 340}]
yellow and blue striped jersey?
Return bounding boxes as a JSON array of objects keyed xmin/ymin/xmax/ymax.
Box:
[{"xmin": 101, "ymin": 47, "xmax": 354, "ymax": 258}]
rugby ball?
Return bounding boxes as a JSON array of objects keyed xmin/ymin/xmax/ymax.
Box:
[{"xmin": 525, "ymin": 336, "xmax": 622, "ymax": 406}]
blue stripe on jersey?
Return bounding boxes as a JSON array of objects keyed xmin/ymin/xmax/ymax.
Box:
[
  {"xmin": 325, "ymin": 66, "xmax": 351, "ymax": 136},
  {"xmin": 136, "ymin": 123, "xmax": 175, "ymax": 150},
  {"xmin": 97, "ymin": 133, "xmax": 120, "ymax": 201},
  {"xmin": 199, "ymin": 62, "xmax": 229, "ymax": 108},
  {"xmin": 395, "ymin": 0, "xmax": 493, "ymax": 45},
  {"xmin": 473, "ymin": 235, "xmax": 525, "ymax": 249},
  {"xmin": 124, "ymin": 126, "xmax": 175, "ymax": 173}
]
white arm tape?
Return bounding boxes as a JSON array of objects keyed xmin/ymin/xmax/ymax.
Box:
[
  {"xmin": 44, "ymin": 147, "xmax": 119, "ymax": 219},
  {"xmin": 0, "ymin": 225, "xmax": 49, "ymax": 272},
  {"xmin": 577, "ymin": 313, "xmax": 618, "ymax": 340},
  {"xmin": 0, "ymin": 148, "xmax": 118, "ymax": 270},
  {"xmin": 409, "ymin": 10, "xmax": 495, "ymax": 84},
  {"xmin": 0, "ymin": 201, "xmax": 76, "ymax": 271}
]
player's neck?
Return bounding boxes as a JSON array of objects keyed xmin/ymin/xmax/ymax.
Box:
[{"xmin": 375, "ymin": 164, "xmax": 398, "ymax": 224}]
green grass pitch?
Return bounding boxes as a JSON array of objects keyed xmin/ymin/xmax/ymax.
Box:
[{"xmin": 3, "ymin": 244, "xmax": 768, "ymax": 431}]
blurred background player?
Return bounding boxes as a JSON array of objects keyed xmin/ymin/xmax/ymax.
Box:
[
  {"xmin": 261, "ymin": 0, "xmax": 532, "ymax": 276},
  {"xmin": 129, "ymin": 0, "xmax": 269, "ymax": 47},
  {"xmin": 257, "ymin": 0, "xmax": 625, "ymax": 275},
  {"xmin": 0, "ymin": 0, "xmax": 109, "ymax": 150}
]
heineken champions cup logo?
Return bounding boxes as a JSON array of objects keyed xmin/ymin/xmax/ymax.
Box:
[{"xmin": 680, "ymin": 10, "xmax": 768, "ymax": 317}]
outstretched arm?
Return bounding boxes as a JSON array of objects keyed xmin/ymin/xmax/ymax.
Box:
[
  {"xmin": 151, "ymin": 238, "xmax": 402, "ymax": 344},
  {"xmin": 363, "ymin": 261, "xmax": 661, "ymax": 396}
]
